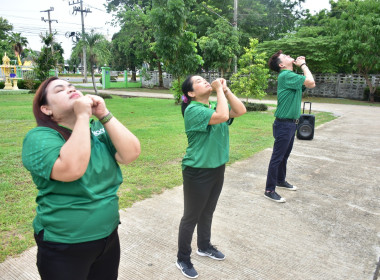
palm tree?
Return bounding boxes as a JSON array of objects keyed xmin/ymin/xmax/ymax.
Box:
[
  {"xmin": 77, "ymin": 30, "xmax": 111, "ymax": 94},
  {"xmin": 9, "ymin": 32, "xmax": 28, "ymax": 65}
]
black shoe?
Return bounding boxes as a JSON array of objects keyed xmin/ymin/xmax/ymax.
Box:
[
  {"xmin": 176, "ymin": 259, "xmax": 198, "ymax": 279},
  {"xmin": 197, "ymin": 245, "xmax": 225, "ymax": 260},
  {"xmin": 264, "ymin": 191, "xmax": 286, "ymax": 203},
  {"xmin": 277, "ymin": 181, "xmax": 297, "ymax": 191}
]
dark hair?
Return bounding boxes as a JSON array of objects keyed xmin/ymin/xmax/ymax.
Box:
[
  {"xmin": 33, "ymin": 77, "xmax": 72, "ymax": 141},
  {"xmin": 181, "ymin": 75, "xmax": 195, "ymax": 117},
  {"xmin": 268, "ymin": 50, "xmax": 283, "ymax": 72}
]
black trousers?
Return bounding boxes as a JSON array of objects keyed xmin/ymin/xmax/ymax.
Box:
[
  {"xmin": 34, "ymin": 227, "xmax": 120, "ymax": 280},
  {"xmin": 265, "ymin": 120, "xmax": 297, "ymax": 192},
  {"xmin": 177, "ymin": 164, "xmax": 225, "ymax": 261}
]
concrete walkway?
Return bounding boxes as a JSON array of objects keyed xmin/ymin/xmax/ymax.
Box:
[{"xmin": 1, "ymin": 91, "xmax": 379, "ymax": 280}]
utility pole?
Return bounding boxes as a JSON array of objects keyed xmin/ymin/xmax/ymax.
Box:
[
  {"xmin": 41, "ymin": 7, "xmax": 58, "ymax": 54},
  {"xmin": 69, "ymin": 0, "xmax": 92, "ymax": 83},
  {"xmin": 233, "ymin": 0, "xmax": 238, "ymax": 73}
]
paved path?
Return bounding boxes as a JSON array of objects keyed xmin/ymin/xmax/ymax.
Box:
[{"xmin": 1, "ymin": 92, "xmax": 379, "ymax": 280}]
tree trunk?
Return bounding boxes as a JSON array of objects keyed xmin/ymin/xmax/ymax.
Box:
[
  {"xmin": 91, "ymin": 68, "xmax": 98, "ymax": 95},
  {"xmin": 158, "ymin": 61, "xmax": 163, "ymax": 87},
  {"xmin": 131, "ymin": 65, "xmax": 137, "ymax": 82},
  {"xmin": 362, "ymin": 73, "xmax": 375, "ymax": 102}
]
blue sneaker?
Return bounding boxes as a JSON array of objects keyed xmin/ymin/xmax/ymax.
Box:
[
  {"xmin": 264, "ymin": 191, "xmax": 286, "ymax": 203},
  {"xmin": 197, "ymin": 245, "xmax": 225, "ymax": 260},
  {"xmin": 277, "ymin": 181, "xmax": 297, "ymax": 191},
  {"xmin": 176, "ymin": 259, "xmax": 198, "ymax": 279}
]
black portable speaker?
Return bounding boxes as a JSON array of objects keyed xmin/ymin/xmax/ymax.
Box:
[{"xmin": 297, "ymin": 102, "xmax": 315, "ymax": 140}]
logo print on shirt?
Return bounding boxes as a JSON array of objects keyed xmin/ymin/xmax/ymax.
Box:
[{"xmin": 92, "ymin": 128, "xmax": 105, "ymax": 137}]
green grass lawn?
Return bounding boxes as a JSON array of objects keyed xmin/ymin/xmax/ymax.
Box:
[{"xmin": 0, "ymin": 93, "xmax": 336, "ymax": 262}]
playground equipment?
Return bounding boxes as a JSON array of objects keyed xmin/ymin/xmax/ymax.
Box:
[{"xmin": 1, "ymin": 53, "xmax": 20, "ymax": 90}]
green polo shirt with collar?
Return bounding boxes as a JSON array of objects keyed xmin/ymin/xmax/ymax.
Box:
[
  {"xmin": 274, "ymin": 69, "xmax": 306, "ymax": 119},
  {"xmin": 22, "ymin": 120, "xmax": 122, "ymax": 243},
  {"xmin": 182, "ymin": 100, "xmax": 230, "ymax": 169}
]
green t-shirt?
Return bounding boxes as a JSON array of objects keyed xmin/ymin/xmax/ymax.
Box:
[
  {"xmin": 274, "ymin": 70, "xmax": 306, "ymax": 119},
  {"xmin": 22, "ymin": 120, "xmax": 122, "ymax": 243},
  {"xmin": 182, "ymin": 101, "xmax": 230, "ymax": 169}
]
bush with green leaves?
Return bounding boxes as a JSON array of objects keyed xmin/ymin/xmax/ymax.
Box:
[
  {"xmin": 245, "ymin": 102, "xmax": 268, "ymax": 112},
  {"xmin": 230, "ymin": 38, "xmax": 270, "ymax": 103},
  {"xmin": 170, "ymin": 77, "xmax": 185, "ymax": 105}
]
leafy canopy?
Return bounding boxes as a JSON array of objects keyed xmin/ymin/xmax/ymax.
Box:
[{"xmin": 230, "ymin": 38, "xmax": 270, "ymax": 101}]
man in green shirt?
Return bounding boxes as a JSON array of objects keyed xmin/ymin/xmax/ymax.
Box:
[{"xmin": 264, "ymin": 51, "xmax": 315, "ymax": 203}]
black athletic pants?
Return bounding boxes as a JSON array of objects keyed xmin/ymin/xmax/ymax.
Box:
[
  {"xmin": 177, "ymin": 164, "xmax": 225, "ymax": 261},
  {"xmin": 34, "ymin": 227, "xmax": 120, "ymax": 280}
]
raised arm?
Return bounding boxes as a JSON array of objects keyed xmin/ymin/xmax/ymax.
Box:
[
  {"xmin": 294, "ymin": 56, "xmax": 316, "ymax": 88},
  {"xmin": 209, "ymin": 79, "xmax": 230, "ymax": 125},
  {"xmin": 88, "ymin": 95, "xmax": 141, "ymax": 165},
  {"xmin": 50, "ymin": 96, "xmax": 93, "ymax": 182},
  {"xmin": 224, "ymin": 88, "xmax": 246, "ymax": 118}
]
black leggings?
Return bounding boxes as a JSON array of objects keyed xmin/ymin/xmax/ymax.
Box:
[
  {"xmin": 34, "ymin": 227, "xmax": 120, "ymax": 280},
  {"xmin": 177, "ymin": 164, "xmax": 225, "ymax": 261}
]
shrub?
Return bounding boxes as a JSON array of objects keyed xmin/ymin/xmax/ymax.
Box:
[
  {"xmin": 170, "ymin": 78, "xmax": 185, "ymax": 105},
  {"xmin": 0, "ymin": 79, "xmax": 40, "ymax": 92},
  {"xmin": 244, "ymin": 102, "xmax": 268, "ymax": 112},
  {"xmin": 17, "ymin": 79, "xmax": 41, "ymax": 91}
]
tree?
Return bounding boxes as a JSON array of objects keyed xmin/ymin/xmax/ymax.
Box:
[
  {"xmin": 111, "ymin": 5, "xmax": 154, "ymax": 81},
  {"xmin": 256, "ymin": 26, "xmax": 341, "ymax": 74},
  {"xmin": 8, "ymin": 32, "xmax": 28, "ymax": 64},
  {"xmin": 53, "ymin": 43, "xmax": 64, "ymax": 65},
  {"xmin": 0, "ymin": 17, "xmax": 12, "ymax": 40},
  {"xmin": 76, "ymin": 30, "xmax": 111, "ymax": 94},
  {"xmin": 107, "ymin": 1, "xmax": 164, "ymax": 85},
  {"xmin": 150, "ymin": 0, "xmax": 203, "ymax": 102},
  {"xmin": 197, "ymin": 18, "xmax": 239, "ymax": 75},
  {"xmin": 68, "ymin": 46, "xmax": 82, "ymax": 73},
  {"xmin": 230, "ymin": 38, "xmax": 270, "ymax": 102},
  {"xmin": 330, "ymin": 0, "xmax": 380, "ymax": 102},
  {"xmin": 34, "ymin": 33, "xmax": 60, "ymax": 81},
  {"xmin": 0, "ymin": 17, "xmax": 14, "ymax": 61},
  {"xmin": 233, "ymin": 0, "xmax": 306, "ymax": 49},
  {"xmin": 104, "ymin": 0, "xmax": 310, "ymax": 94}
]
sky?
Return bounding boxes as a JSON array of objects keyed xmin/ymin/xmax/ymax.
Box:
[
  {"xmin": 1, "ymin": 0, "xmax": 117, "ymax": 60},
  {"xmin": 1, "ymin": 0, "xmax": 332, "ymax": 61}
]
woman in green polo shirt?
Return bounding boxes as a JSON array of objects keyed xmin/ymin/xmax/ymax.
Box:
[
  {"xmin": 176, "ymin": 76, "xmax": 246, "ymax": 279},
  {"xmin": 22, "ymin": 77, "xmax": 140, "ymax": 280}
]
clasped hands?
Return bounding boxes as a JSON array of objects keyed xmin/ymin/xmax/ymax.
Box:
[
  {"xmin": 211, "ymin": 78, "xmax": 229, "ymax": 95},
  {"xmin": 294, "ymin": 56, "xmax": 307, "ymax": 67},
  {"xmin": 73, "ymin": 93, "xmax": 109, "ymax": 120}
]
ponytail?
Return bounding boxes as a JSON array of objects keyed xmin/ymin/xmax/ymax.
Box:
[{"xmin": 181, "ymin": 75, "xmax": 194, "ymax": 117}]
